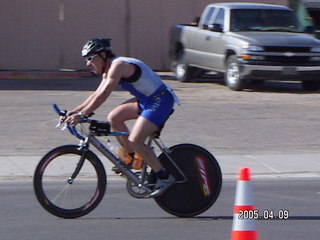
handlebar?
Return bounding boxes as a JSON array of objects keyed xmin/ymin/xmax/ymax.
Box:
[
  {"xmin": 52, "ymin": 104, "xmax": 67, "ymax": 116},
  {"xmin": 52, "ymin": 104, "xmax": 128, "ymax": 141},
  {"xmin": 52, "ymin": 104, "xmax": 87, "ymax": 140}
]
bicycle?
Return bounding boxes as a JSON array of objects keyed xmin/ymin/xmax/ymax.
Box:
[{"xmin": 33, "ymin": 104, "xmax": 222, "ymax": 219}]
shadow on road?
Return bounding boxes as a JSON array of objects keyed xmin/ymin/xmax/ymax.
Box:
[
  {"xmin": 188, "ymin": 73, "xmax": 319, "ymax": 94},
  {"xmin": 69, "ymin": 215, "xmax": 320, "ymax": 221},
  {"xmin": 1, "ymin": 73, "xmax": 319, "ymax": 94},
  {"xmin": 0, "ymin": 78, "xmax": 101, "ymax": 91},
  {"xmin": 196, "ymin": 215, "xmax": 320, "ymax": 221}
]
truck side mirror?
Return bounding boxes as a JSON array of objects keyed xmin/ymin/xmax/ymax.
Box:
[
  {"xmin": 304, "ymin": 25, "xmax": 316, "ymax": 34},
  {"xmin": 192, "ymin": 17, "xmax": 200, "ymax": 26},
  {"xmin": 208, "ymin": 23, "xmax": 223, "ymax": 32}
]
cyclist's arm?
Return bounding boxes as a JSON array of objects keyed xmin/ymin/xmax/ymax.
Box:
[{"xmin": 70, "ymin": 62, "xmax": 124, "ymax": 116}]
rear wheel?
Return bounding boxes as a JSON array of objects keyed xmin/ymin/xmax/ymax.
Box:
[
  {"xmin": 154, "ymin": 144, "xmax": 222, "ymax": 217},
  {"xmin": 33, "ymin": 145, "xmax": 107, "ymax": 218},
  {"xmin": 173, "ymin": 51, "xmax": 197, "ymax": 82}
]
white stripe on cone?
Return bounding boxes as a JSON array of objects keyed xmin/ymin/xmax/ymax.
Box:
[
  {"xmin": 232, "ymin": 214, "xmax": 257, "ymax": 231},
  {"xmin": 234, "ymin": 180, "xmax": 254, "ymax": 205}
]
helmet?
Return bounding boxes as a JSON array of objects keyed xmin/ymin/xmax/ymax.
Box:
[{"xmin": 82, "ymin": 38, "xmax": 112, "ymax": 57}]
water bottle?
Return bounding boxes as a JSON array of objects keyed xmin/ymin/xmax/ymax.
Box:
[
  {"xmin": 116, "ymin": 148, "xmax": 132, "ymax": 165},
  {"xmin": 107, "ymin": 140, "xmax": 132, "ymax": 165},
  {"xmin": 132, "ymin": 153, "xmax": 144, "ymax": 170}
]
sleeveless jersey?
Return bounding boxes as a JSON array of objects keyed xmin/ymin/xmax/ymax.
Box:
[{"xmin": 112, "ymin": 57, "xmax": 166, "ymax": 103}]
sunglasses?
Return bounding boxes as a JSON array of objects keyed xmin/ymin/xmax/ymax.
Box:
[{"xmin": 86, "ymin": 54, "xmax": 98, "ymax": 63}]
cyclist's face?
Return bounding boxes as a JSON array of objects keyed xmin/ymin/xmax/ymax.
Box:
[{"xmin": 85, "ymin": 54, "xmax": 103, "ymax": 74}]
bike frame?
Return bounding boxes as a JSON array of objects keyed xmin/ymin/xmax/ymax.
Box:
[
  {"xmin": 81, "ymin": 132, "xmax": 188, "ymax": 193},
  {"xmin": 52, "ymin": 104, "xmax": 188, "ymax": 193}
]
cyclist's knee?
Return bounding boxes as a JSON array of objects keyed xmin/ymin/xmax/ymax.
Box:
[
  {"xmin": 128, "ymin": 138, "xmax": 143, "ymax": 153},
  {"xmin": 107, "ymin": 110, "xmax": 123, "ymax": 127}
]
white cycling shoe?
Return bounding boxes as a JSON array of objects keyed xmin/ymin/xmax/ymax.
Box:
[{"xmin": 148, "ymin": 175, "xmax": 175, "ymax": 198}]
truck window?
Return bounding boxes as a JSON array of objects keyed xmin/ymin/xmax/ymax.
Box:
[
  {"xmin": 230, "ymin": 9, "xmax": 300, "ymax": 32},
  {"xmin": 203, "ymin": 7, "xmax": 215, "ymax": 29},
  {"xmin": 213, "ymin": 8, "xmax": 225, "ymax": 28}
]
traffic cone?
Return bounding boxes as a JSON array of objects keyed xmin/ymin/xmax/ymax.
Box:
[{"xmin": 231, "ymin": 167, "xmax": 258, "ymax": 240}]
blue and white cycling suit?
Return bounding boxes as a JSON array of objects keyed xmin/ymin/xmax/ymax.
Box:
[{"xmin": 112, "ymin": 57, "xmax": 179, "ymax": 127}]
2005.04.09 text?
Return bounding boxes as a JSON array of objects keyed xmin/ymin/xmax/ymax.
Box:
[{"xmin": 238, "ymin": 210, "xmax": 289, "ymax": 220}]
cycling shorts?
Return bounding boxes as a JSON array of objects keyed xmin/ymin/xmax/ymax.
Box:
[{"xmin": 138, "ymin": 88, "xmax": 174, "ymax": 127}]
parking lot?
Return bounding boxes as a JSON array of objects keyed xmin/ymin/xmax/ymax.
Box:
[{"xmin": 1, "ymin": 73, "xmax": 320, "ymax": 178}]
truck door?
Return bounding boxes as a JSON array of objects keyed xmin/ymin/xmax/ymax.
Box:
[
  {"xmin": 194, "ymin": 8, "xmax": 226, "ymax": 71},
  {"xmin": 188, "ymin": 7, "xmax": 216, "ymax": 67}
]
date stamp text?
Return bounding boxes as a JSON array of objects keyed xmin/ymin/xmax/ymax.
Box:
[{"xmin": 238, "ymin": 209, "xmax": 289, "ymax": 220}]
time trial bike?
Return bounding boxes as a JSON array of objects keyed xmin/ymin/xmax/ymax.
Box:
[{"xmin": 33, "ymin": 104, "xmax": 222, "ymax": 218}]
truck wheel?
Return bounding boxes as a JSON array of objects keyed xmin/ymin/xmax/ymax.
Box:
[
  {"xmin": 302, "ymin": 81, "xmax": 320, "ymax": 91},
  {"xmin": 173, "ymin": 57, "xmax": 195, "ymax": 82},
  {"xmin": 225, "ymin": 55, "xmax": 245, "ymax": 91}
]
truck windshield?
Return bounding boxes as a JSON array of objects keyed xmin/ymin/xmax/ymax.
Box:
[{"xmin": 230, "ymin": 9, "xmax": 301, "ymax": 32}]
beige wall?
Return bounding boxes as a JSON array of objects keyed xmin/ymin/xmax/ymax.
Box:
[{"xmin": 1, "ymin": 0, "xmax": 287, "ymax": 71}]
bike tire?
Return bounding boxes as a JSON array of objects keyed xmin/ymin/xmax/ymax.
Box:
[
  {"xmin": 33, "ymin": 145, "xmax": 107, "ymax": 219},
  {"xmin": 154, "ymin": 144, "xmax": 222, "ymax": 217}
]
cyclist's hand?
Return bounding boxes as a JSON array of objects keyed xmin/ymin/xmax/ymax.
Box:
[
  {"xmin": 64, "ymin": 113, "xmax": 82, "ymax": 126},
  {"xmin": 61, "ymin": 110, "xmax": 74, "ymax": 122}
]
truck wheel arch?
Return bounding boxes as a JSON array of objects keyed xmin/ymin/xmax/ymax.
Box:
[
  {"xmin": 174, "ymin": 42, "xmax": 184, "ymax": 60},
  {"xmin": 171, "ymin": 43, "xmax": 196, "ymax": 82},
  {"xmin": 225, "ymin": 50, "xmax": 236, "ymax": 64}
]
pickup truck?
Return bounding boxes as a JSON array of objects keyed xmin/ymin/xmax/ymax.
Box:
[{"xmin": 169, "ymin": 3, "xmax": 320, "ymax": 91}]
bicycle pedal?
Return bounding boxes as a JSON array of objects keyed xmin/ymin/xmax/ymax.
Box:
[{"xmin": 112, "ymin": 169, "xmax": 124, "ymax": 175}]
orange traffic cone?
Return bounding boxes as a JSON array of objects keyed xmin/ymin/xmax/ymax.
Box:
[{"xmin": 231, "ymin": 167, "xmax": 258, "ymax": 240}]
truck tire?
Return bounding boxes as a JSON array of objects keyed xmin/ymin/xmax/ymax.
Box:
[
  {"xmin": 174, "ymin": 55, "xmax": 195, "ymax": 82},
  {"xmin": 225, "ymin": 55, "xmax": 245, "ymax": 91},
  {"xmin": 302, "ymin": 81, "xmax": 320, "ymax": 91}
]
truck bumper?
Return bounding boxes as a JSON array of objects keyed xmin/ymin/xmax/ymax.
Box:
[{"xmin": 240, "ymin": 64, "xmax": 320, "ymax": 81}]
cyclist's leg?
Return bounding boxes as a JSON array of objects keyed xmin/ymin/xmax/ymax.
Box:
[
  {"xmin": 128, "ymin": 92, "xmax": 174, "ymax": 172},
  {"xmin": 129, "ymin": 93, "xmax": 175, "ymax": 197},
  {"xmin": 107, "ymin": 98, "xmax": 139, "ymax": 153},
  {"xmin": 128, "ymin": 116, "xmax": 162, "ymax": 171}
]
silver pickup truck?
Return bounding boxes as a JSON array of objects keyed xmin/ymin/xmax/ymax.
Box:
[{"xmin": 169, "ymin": 3, "xmax": 320, "ymax": 91}]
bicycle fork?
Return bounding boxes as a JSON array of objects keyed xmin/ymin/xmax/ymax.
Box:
[{"xmin": 67, "ymin": 143, "xmax": 89, "ymax": 184}]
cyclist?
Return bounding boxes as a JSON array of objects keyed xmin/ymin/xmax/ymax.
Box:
[{"xmin": 64, "ymin": 38, "xmax": 179, "ymax": 197}]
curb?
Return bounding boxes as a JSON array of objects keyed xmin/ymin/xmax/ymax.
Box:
[{"xmin": 0, "ymin": 70, "xmax": 95, "ymax": 80}]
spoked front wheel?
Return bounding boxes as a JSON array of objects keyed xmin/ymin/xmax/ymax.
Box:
[
  {"xmin": 33, "ymin": 145, "xmax": 107, "ymax": 218},
  {"xmin": 155, "ymin": 144, "xmax": 222, "ymax": 217}
]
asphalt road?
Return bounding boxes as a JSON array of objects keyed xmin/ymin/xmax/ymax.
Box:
[{"xmin": 1, "ymin": 178, "xmax": 319, "ymax": 240}]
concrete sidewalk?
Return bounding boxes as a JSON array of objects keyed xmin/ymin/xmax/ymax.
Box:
[{"xmin": 1, "ymin": 153, "xmax": 319, "ymax": 181}]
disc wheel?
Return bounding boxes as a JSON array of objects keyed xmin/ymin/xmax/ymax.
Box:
[{"xmin": 154, "ymin": 144, "xmax": 222, "ymax": 217}]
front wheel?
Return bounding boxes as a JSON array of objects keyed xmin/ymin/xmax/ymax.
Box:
[
  {"xmin": 33, "ymin": 145, "xmax": 107, "ymax": 218},
  {"xmin": 154, "ymin": 144, "xmax": 222, "ymax": 217},
  {"xmin": 225, "ymin": 55, "xmax": 245, "ymax": 91}
]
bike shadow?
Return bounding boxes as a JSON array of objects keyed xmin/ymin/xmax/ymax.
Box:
[
  {"xmin": 77, "ymin": 216, "xmax": 231, "ymax": 221},
  {"xmin": 197, "ymin": 215, "xmax": 320, "ymax": 221},
  {"xmin": 75, "ymin": 215, "xmax": 320, "ymax": 221}
]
